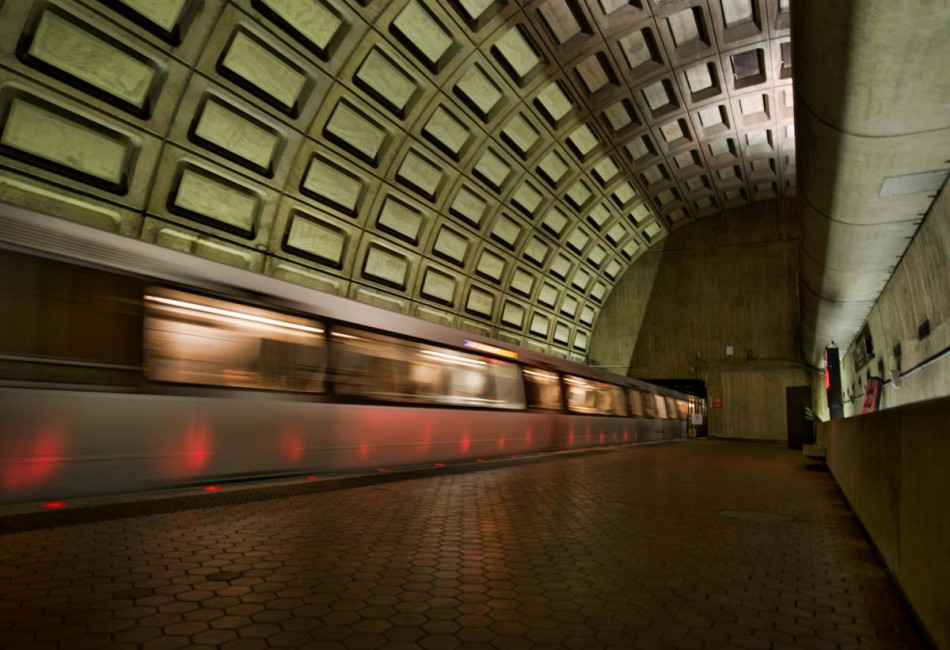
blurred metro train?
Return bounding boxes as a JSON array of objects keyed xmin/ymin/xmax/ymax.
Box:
[{"xmin": 0, "ymin": 204, "xmax": 697, "ymax": 505}]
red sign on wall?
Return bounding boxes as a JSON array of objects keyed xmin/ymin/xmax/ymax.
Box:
[
  {"xmin": 713, "ymin": 397, "xmax": 723, "ymax": 408},
  {"xmin": 862, "ymin": 378, "xmax": 882, "ymax": 414}
]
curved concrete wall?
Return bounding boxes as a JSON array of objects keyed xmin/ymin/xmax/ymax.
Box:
[
  {"xmin": 794, "ymin": 0, "xmax": 950, "ymax": 366},
  {"xmin": 828, "ymin": 185, "xmax": 950, "ymax": 418},
  {"xmin": 590, "ymin": 198, "xmax": 811, "ymax": 440}
]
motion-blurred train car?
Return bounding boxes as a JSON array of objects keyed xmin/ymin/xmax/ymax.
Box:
[{"xmin": 0, "ymin": 205, "xmax": 696, "ymax": 505}]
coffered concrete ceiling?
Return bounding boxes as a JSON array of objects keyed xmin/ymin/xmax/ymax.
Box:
[{"xmin": 0, "ymin": 0, "xmax": 794, "ymax": 361}]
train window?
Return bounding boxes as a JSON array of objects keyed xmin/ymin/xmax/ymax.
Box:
[
  {"xmin": 613, "ymin": 385, "xmax": 630, "ymax": 415},
  {"xmin": 654, "ymin": 393, "xmax": 669, "ymax": 419},
  {"xmin": 676, "ymin": 398, "xmax": 689, "ymax": 420},
  {"xmin": 628, "ymin": 388, "xmax": 643, "ymax": 416},
  {"xmin": 639, "ymin": 390, "xmax": 656, "ymax": 418},
  {"xmin": 331, "ymin": 327, "xmax": 525, "ymax": 409},
  {"xmin": 143, "ymin": 288, "xmax": 326, "ymax": 392},
  {"xmin": 563, "ymin": 375, "xmax": 627, "ymax": 416},
  {"xmin": 665, "ymin": 396, "xmax": 677, "ymax": 419},
  {"xmin": 523, "ymin": 368, "xmax": 563, "ymax": 410},
  {"xmin": 0, "ymin": 250, "xmax": 143, "ymax": 385}
]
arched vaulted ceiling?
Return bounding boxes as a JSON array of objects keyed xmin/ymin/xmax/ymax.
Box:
[{"xmin": 0, "ymin": 0, "xmax": 794, "ymax": 362}]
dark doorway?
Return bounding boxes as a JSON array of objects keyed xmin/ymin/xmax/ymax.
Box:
[
  {"xmin": 645, "ymin": 379, "xmax": 706, "ymax": 399},
  {"xmin": 786, "ymin": 386, "xmax": 814, "ymax": 450}
]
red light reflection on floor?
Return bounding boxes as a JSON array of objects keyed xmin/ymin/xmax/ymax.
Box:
[
  {"xmin": 599, "ymin": 432, "xmax": 605, "ymax": 444},
  {"xmin": 623, "ymin": 430, "xmax": 629, "ymax": 442},
  {"xmin": 568, "ymin": 430, "xmax": 575, "ymax": 445},
  {"xmin": 461, "ymin": 433, "xmax": 470, "ymax": 453},
  {"xmin": 359, "ymin": 443, "xmax": 370, "ymax": 459},
  {"xmin": 378, "ymin": 468, "xmax": 391, "ymax": 473},
  {"xmin": 498, "ymin": 436, "xmax": 505, "ymax": 451},
  {"xmin": 434, "ymin": 463, "xmax": 445, "ymax": 467},
  {"xmin": 524, "ymin": 427, "xmax": 532, "ymax": 447},
  {"xmin": 307, "ymin": 476, "xmax": 319, "ymax": 481},
  {"xmin": 203, "ymin": 486, "xmax": 221, "ymax": 492},
  {"xmin": 41, "ymin": 502, "xmax": 68, "ymax": 509}
]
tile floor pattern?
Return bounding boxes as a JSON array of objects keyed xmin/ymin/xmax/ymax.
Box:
[{"xmin": 0, "ymin": 441, "xmax": 926, "ymax": 650}]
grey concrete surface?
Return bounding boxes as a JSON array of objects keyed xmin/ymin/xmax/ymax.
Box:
[
  {"xmin": 829, "ymin": 186, "xmax": 950, "ymax": 419},
  {"xmin": 794, "ymin": 0, "xmax": 950, "ymax": 367},
  {"xmin": 819, "ymin": 396, "xmax": 950, "ymax": 649},
  {"xmin": 589, "ymin": 199, "xmax": 810, "ymax": 440}
]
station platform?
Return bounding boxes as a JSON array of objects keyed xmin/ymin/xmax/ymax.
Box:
[{"xmin": 0, "ymin": 440, "xmax": 926, "ymax": 650}]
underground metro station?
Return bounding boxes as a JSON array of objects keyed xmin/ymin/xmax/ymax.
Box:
[{"xmin": 0, "ymin": 0, "xmax": 948, "ymax": 648}]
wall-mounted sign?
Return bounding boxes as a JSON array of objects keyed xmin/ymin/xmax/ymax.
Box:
[
  {"xmin": 712, "ymin": 397, "xmax": 722, "ymax": 408},
  {"xmin": 690, "ymin": 413, "xmax": 704, "ymax": 425},
  {"xmin": 853, "ymin": 325, "xmax": 874, "ymax": 369},
  {"xmin": 862, "ymin": 378, "xmax": 883, "ymax": 414}
]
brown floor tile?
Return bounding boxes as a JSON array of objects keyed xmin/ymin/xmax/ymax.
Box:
[{"xmin": 0, "ymin": 441, "xmax": 928, "ymax": 650}]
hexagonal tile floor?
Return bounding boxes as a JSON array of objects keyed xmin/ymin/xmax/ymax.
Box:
[{"xmin": 0, "ymin": 440, "xmax": 926, "ymax": 649}]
